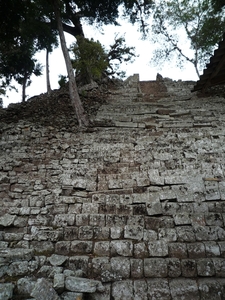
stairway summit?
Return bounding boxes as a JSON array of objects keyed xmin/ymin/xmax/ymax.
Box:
[{"xmin": 1, "ymin": 74, "xmax": 225, "ymax": 299}]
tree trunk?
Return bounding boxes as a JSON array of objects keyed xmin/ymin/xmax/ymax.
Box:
[
  {"xmin": 46, "ymin": 49, "xmax": 52, "ymax": 95},
  {"xmin": 22, "ymin": 75, "xmax": 27, "ymax": 102},
  {"xmin": 52, "ymin": 0, "xmax": 89, "ymax": 127}
]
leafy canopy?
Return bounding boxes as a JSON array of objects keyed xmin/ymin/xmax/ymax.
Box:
[{"xmin": 150, "ymin": 0, "xmax": 225, "ymax": 77}]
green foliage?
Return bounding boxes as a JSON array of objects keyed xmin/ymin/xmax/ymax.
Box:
[
  {"xmin": 58, "ymin": 74, "xmax": 68, "ymax": 88},
  {"xmin": 71, "ymin": 35, "xmax": 137, "ymax": 83},
  {"xmin": 107, "ymin": 35, "xmax": 136, "ymax": 78},
  {"xmin": 150, "ymin": 0, "xmax": 225, "ymax": 77},
  {"xmin": 71, "ymin": 37, "xmax": 108, "ymax": 83}
]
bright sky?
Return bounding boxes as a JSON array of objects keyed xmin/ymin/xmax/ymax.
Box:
[{"xmin": 1, "ymin": 18, "xmax": 199, "ymax": 108}]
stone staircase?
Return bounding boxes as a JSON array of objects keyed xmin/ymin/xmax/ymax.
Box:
[{"xmin": 1, "ymin": 74, "xmax": 225, "ymax": 299}]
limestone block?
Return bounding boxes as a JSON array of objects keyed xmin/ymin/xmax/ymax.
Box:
[
  {"xmin": 94, "ymin": 241, "xmax": 110, "ymax": 256},
  {"xmin": 92, "ymin": 257, "xmax": 111, "ymax": 282},
  {"xmin": 134, "ymin": 242, "xmax": 149, "ymax": 258},
  {"xmin": 146, "ymin": 201, "xmax": 162, "ymax": 216},
  {"xmin": 71, "ymin": 241, "xmax": 92, "ymax": 254},
  {"xmin": 65, "ymin": 276, "xmax": 104, "ymax": 293},
  {"xmin": 55, "ymin": 242, "xmax": 71, "ymax": 255},
  {"xmin": 204, "ymin": 241, "xmax": 221, "ymax": 257},
  {"xmin": 53, "ymin": 274, "xmax": 65, "ymax": 293},
  {"xmin": 176, "ymin": 226, "xmax": 196, "ymax": 242},
  {"xmin": 93, "ymin": 226, "xmax": 110, "ymax": 240},
  {"xmin": 68, "ymin": 256, "xmax": 89, "ymax": 276},
  {"xmin": 110, "ymin": 257, "xmax": 130, "ymax": 280},
  {"xmin": 168, "ymin": 243, "xmax": 188, "ymax": 259},
  {"xmin": 158, "ymin": 228, "xmax": 177, "ymax": 242},
  {"xmin": 166, "ymin": 258, "xmax": 181, "ymax": 277},
  {"xmin": 31, "ymin": 278, "xmax": 59, "ymax": 300},
  {"xmin": 194, "ymin": 225, "xmax": 218, "ymax": 241},
  {"xmin": 174, "ymin": 213, "xmax": 191, "ymax": 225},
  {"xmin": 130, "ymin": 259, "xmax": 143, "ymax": 278},
  {"xmin": 197, "ymin": 258, "xmax": 215, "ymax": 276},
  {"xmin": 110, "ymin": 240, "xmax": 133, "ymax": 256},
  {"xmin": 17, "ymin": 277, "xmax": 36, "ymax": 296},
  {"xmin": 134, "ymin": 280, "xmax": 148, "ymax": 300},
  {"xmin": 187, "ymin": 243, "xmax": 206, "ymax": 259},
  {"xmin": 181, "ymin": 259, "xmax": 197, "ymax": 277},
  {"xmin": 89, "ymin": 214, "xmax": 105, "ymax": 226},
  {"xmin": 0, "ymin": 213, "xmax": 15, "ymax": 226},
  {"xmin": 49, "ymin": 254, "xmax": 68, "ymax": 266},
  {"xmin": 0, "ymin": 283, "xmax": 14, "ymax": 300},
  {"xmin": 124, "ymin": 225, "xmax": 143, "ymax": 240},
  {"xmin": 53, "ymin": 214, "xmax": 75, "ymax": 227},
  {"xmin": 88, "ymin": 281, "xmax": 112, "ymax": 298},
  {"xmin": 198, "ymin": 279, "xmax": 223, "ymax": 300},
  {"xmin": 148, "ymin": 240, "xmax": 168, "ymax": 257},
  {"xmin": 37, "ymin": 266, "xmax": 63, "ymax": 278},
  {"xmin": 205, "ymin": 213, "xmax": 224, "ymax": 227},
  {"xmin": 169, "ymin": 279, "xmax": 199, "ymax": 300},
  {"xmin": 64, "ymin": 227, "xmax": 79, "ymax": 241},
  {"xmin": 78, "ymin": 226, "xmax": 93, "ymax": 240},
  {"xmin": 60, "ymin": 291, "xmax": 83, "ymax": 300},
  {"xmin": 147, "ymin": 279, "xmax": 170, "ymax": 299},
  {"xmin": 144, "ymin": 258, "xmax": 167, "ymax": 277},
  {"xmin": 112, "ymin": 280, "xmax": 133, "ymax": 300},
  {"xmin": 212, "ymin": 258, "xmax": 225, "ymax": 277}
]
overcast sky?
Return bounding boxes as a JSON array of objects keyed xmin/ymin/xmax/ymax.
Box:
[{"xmin": 1, "ymin": 18, "xmax": 199, "ymax": 108}]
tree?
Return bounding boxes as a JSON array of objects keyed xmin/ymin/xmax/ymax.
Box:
[
  {"xmin": 150, "ymin": 0, "xmax": 225, "ymax": 78},
  {"xmin": 0, "ymin": 0, "xmax": 154, "ymax": 125}
]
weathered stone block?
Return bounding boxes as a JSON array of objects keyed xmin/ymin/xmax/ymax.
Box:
[
  {"xmin": 17, "ymin": 277, "xmax": 35, "ymax": 296},
  {"xmin": 204, "ymin": 241, "xmax": 221, "ymax": 257},
  {"xmin": 197, "ymin": 258, "xmax": 215, "ymax": 276},
  {"xmin": 148, "ymin": 240, "xmax": 168, "ymax": 257},
  {"xmin": 146, "ymin": 201, "xmax": 162, "ymax": 216},
  {"xmin": 205, "ymin": 213, "xmax": 224, "ymax": 227},
  {"xmin": 49, "ymin": 254, "xmax": 67, "ymax": 266},
  {"xmin": 213, "ymin": 258, "xmax": 225, "ymax": 277},
  {"xmin": 176, "ymin": 226, "xmax": 196, "ymax": 242},
  {"xmin": 55, "ymin": 241, "xmax": 71, "ymax": 255},
  {"xmin": 112, "ymin": 280, "xmax": 133, "ymax": 300},
  {"xmin": 0, "ymin": 283, "xmax": 14, "ymax": 300},
  {"xmin": 198, "ymin": 278, "xmax": 223, "ymax": 300},
  {"xmin": 88, "ymin": 283, "xmax": 111, "ymax": 300},
  {"xmin": 169, "ymin": 279, "xmax": 199, "ymax": 300},
  {"xmin": 158, "ymin": 228, "xmax": 177, "ymax": 241},
  {"xmin": 31, "ymin": 278, "xmax": 59, "ymax": 300},
  {"xmin": 187, "ymin": 242, "xmax": 206, "ymax": 258},
  {"xmin": 134, "ymin": 280, "xmax": 148, "ymax": 300},
  {"xmin": 65, "ymin": 276, "xmax": 104, "ymax": 293},
  {"xmin": 68, "ymin": 256, "xmax": 89, "ymax": 276},
  {"xmin": 110, "ymin": 257, "xmax": 130, "ymax": 280},
  {"xmin": 131, "ymin": 259, "xmax": 143, "ymax": 278},
  {"xmin": 89, "ymin": 214, "xmax": 105, "ymax": 226},
  {"xmin": 53, "ymin": 274, "xmax": 65, "ymax": 293},
  {"xmin": 60, "ymin": 291, "xmax": 83, "ymax": 300},
  {"xmin": 78, "ymin": 226, "xmax": 93, "ymax": 240},
  {"xmin": 147, "ymin": 279, "xmax": 170, "ymax": 299},
  {"xmin": 144, "ymin": 258, "xmax": 167, "ymax": 277},
  {"xmin": 111, "ymin": 240, "xmax": 133, "ymax": 257},
  {"xmin": 134, "ymin": 242, "xmax": 148, "ymax": 258},
  {"xmin": 92, "ymin": 257, "xmax": 111, "ymax": 282},
  {"xmin": 71, "ymin": 241, "xmax": 92, "ymax": 254},
  {"xmin": 64, "ymin": 227, "xmax": 78, "ymax": 240},
  {"xmin": 166, "ymin": 258, "xmax": 181, "ymax": 277},
  {"xmin": 124, "ymin": 225, "xmax": 143, "ymax": 240},
  {"xmin": 168, "ymin": 243, "xmax": 187, "ymax": 258},
  {"xmin": 94, "ymin": 241, "xmax": 110, "ymax": 256},
  {"xmin": 181, "ymin": 259, "xmax": 197, "ymax": 277},
  {"xmin": 93, "ymin": 226, "xmax": 110, "ymax": 240},
  {"xmin": 174, "ymin": 213, "xmax": 191, "ymax": 225},
  {"xmin": 53, "ymin": 214, "xmax": 75, "ymax": 227}
]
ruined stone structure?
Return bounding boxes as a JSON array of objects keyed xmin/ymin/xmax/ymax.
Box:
[{"xmin": 1, "ymin": 74, "xmax": 225, "ymax": 299}]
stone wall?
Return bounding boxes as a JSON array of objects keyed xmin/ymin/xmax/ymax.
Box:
[{"xmin": 1, "ymin": 74, "xmax": 225, "ymax": 299}]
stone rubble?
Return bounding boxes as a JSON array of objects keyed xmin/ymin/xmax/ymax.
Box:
[{"xmin": 0, "ymin": 74, "xmax": 225, "ymax": 298}]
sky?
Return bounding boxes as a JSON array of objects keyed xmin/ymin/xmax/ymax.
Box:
[{"xmin": 1, "ymin": 18, "xmax": 199, "ymax": 108}]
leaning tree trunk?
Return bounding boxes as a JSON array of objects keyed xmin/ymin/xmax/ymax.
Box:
[
  {"xmin": 46, "ymin": 49, "xmax": 52, "ymax": 95},
  {"xmin": 53, "ymin": 0, "xmax": 89, "ymax": 127},
  {"xmin": 22, "ymin": 74, "xmax": 27, "ymax": 102}
]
